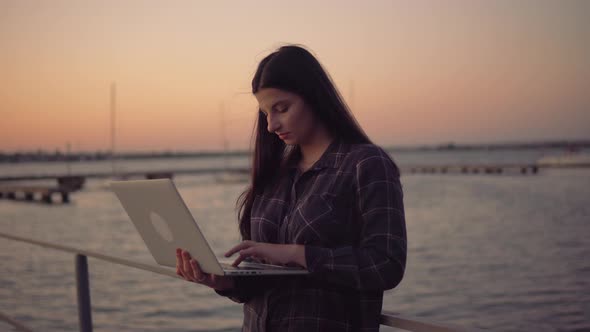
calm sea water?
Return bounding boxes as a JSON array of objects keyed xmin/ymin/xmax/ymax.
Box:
[{"xmin": 1, "ymin": 148, "xmax": 589, "ymax": 332}]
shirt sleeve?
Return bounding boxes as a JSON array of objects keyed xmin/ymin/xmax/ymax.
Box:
[
  {"xmin": 214, "ymin": 276, "xmax": 266, "ymax": 303},
  {"xmin": 216, "ymin": 272, "xmax": 292, "ymax": 303},
  {"xmin": 304, "ymin": 147, "xmax": 407, "ymax": 291}
]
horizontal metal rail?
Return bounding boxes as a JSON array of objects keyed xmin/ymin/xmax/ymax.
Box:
[
  {"xmin": 0, "ymin": 231, "xmax": 485, "ymax": 332},
  {"xmin": 0, "ymin": 311, "xmax": 35, "ymax": 332}
]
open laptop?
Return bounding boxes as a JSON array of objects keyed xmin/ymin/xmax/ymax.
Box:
[{"xmin": 110, "ymin": 178, "xmax": 308, "ymax": 276}]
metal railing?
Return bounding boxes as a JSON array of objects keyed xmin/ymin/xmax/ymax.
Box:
[{"xmin": 0, "ymin": 231, "xmax": 484, "ymax": 332}]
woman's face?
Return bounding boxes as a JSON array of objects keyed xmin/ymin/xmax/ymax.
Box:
[{"xmin": 254, "ymin": 88, "xmax": 319, "ymax": 145}]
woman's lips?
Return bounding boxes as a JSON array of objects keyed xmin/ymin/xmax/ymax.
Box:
[{"xmin": 278, "ymin": 132, "xmax": 291, "ymax": 139}]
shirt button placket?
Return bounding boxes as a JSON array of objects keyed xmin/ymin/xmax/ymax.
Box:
[{"xmin": 280, "ymin": 175, "xmax": 299, "ymax": 244}]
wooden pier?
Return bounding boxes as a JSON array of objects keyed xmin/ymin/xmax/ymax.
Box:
[
  {"xmin": 0, "ymin": 162, "xmax": 586, "ymax": 204},
  {"xmin": 0, "ymin": 185, "xmax": 72, "ymax": 204},
  {"xmin": 0, "ymin": 168, "xmax": 233, "ymax": 182},
  {"xmin": 0, "ymin": 176, "xmax": 86, "ymax": 204},
  {"xmin": 0, "ymin": 163, "xmax": 550, "ymax": 184},
  {"xmin": 0, "ymin": 173, "xmax": 175, "ymax": 204},
  {"xmin": 404, "ymin": 164, "xmax": 540, "ymax": 175}
]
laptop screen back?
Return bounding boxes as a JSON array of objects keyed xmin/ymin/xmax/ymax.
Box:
[{"xmin": 110, "ymin": 179, "xmax": 224, "ymax": 275}]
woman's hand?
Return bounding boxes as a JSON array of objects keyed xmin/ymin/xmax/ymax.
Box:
[
  {"xmin": 176, "ymin": 248, "xmax": 234, "ymax": 291},
  {"xmin": 225, "ymin": 241, "xmax": 307, "ymax": 269}
]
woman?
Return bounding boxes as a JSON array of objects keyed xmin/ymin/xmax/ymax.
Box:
[{"xmin": 176, "ymin": 45, "xmax": 407, "ymax": 331}]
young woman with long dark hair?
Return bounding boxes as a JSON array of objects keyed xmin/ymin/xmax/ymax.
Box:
[{"xmin": 176, "ymin": 44, "xmax": 407, "ymax": 331}]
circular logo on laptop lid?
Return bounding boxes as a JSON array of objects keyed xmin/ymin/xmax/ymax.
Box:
[{"xmin": 149, "ymin": 211, "xmax": 174, "ymax": 242}]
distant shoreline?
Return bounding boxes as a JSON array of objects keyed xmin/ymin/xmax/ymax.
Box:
[{"xmin": 1, "ymin": 140, "xmax": 589, "ymax": 164}]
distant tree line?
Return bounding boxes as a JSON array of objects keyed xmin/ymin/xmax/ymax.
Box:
[
  {"xmin": 0, "ymin": 150, "xmax": 250, "ymax": 163},
  {"xmin": 1, "ymin": 140, "xmax": 588, "ymax": 163}
]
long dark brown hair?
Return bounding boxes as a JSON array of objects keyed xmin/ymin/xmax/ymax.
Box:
[{"xmin": 237, "ymin": 44, "xmax": 372, "ymax": 240}]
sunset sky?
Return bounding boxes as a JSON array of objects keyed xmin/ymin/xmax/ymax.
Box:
[{"xmin": 1, "ymin": 0, "xmax": 589, "ymax": 152}]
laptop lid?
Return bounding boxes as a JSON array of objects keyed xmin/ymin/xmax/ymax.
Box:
[{"xmin": 110, "ymin": 179, "xmax": 225, "ymax": 275}]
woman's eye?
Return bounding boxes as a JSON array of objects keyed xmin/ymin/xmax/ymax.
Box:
[{"xmin": 277, "ymin": 106, "xmax": 288, "ymax": 113}]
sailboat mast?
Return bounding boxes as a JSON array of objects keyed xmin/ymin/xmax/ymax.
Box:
[
  {"xmin": 110, "ymin": 81, "xmax": 117, "ymax": 176},
  {"xmin": 220, "ymin": 102, "xmax": 229, "ymax": 171}
]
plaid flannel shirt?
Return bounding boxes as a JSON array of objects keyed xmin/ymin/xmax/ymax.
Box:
[{"xmin": 216, "ymin": 140, "xmax": 407, "ymax": 331}]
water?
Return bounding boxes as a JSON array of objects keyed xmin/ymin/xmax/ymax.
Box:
[{"xmin": 1, "ymin": 148, "xmax": 589, "ymax": 331}]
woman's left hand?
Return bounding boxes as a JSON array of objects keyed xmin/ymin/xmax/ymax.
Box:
[{"xmin": 225, "ymin": 240, "xmax": 307, "ymax": 269}]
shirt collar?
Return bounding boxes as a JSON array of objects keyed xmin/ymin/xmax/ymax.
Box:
[{"xmin": 288, "ymin": 138, "xmax": 345, "ymax": 171}]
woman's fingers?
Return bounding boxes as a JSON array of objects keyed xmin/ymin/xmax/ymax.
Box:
[
  {"xmin": 182, "ymin": 250, "xmax": 197, "ymax": 282},
  {"xmin": 176, "ymin": 248, "xmax": 219, "ymax": 285},
  {"xmin": 231, "ymin": 254, "xmax": 246, "ymax": 267},
  {"xmin": 176, "ymin": 248, "xmax": 188, "ymax": 279},
  {"xmin": 178, "ymin": 250, "xmax": 187, "ymax": 278},
  {"xmin": 225, "ymin": 240, "xmax": 254, "ymax": 257},
  {"xmin": 176, "ymin": 262, "xmax": 183, "ymax": 277},
  {"xmin": 231, "ymin": 247, "xmax": 257, "ymax": 267},
  {"xmin": 227, "ymin": 241, "xmax": 277, "ymax": 266},
  {"xmin": 184, "ymin": 252, "xmax": 196, "ymax": 281},
  {"xmin": 192, "ymin": 260, "xmax": 217, "ymax": 287},
  {"xmin": 175, "ymin": 249, "xmax": 181, "ymax": 275},
  {"xmin": 191, "ymin": 259, "xmax": 206, "ymax": 282}
]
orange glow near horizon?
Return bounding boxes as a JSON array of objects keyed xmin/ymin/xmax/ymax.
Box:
[{"xmin": 1, "ymin": 1, "xmax": 589, "ymax": 152}]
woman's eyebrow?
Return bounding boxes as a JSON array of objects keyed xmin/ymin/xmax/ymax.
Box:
[{"xmin": 261, "ymin": 99, "xmax": 289, "ymax": 113}]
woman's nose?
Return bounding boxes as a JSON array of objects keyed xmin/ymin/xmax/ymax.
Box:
[{"xmin": 266, "ymin": 113, "xmax": 280, "ymax": 133}]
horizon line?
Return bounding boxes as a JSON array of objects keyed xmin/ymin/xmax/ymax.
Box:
[{"xmin": 2, "ymin": 138, "xmax": 590, "ymax": 155}]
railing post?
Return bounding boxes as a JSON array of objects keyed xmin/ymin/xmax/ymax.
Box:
[{"xmin": 75, "ymin": 254, "xmax": 93, "ymax": 332}]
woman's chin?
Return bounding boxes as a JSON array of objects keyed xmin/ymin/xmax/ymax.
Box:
[{"xmin": 281, "ymin": 137, "xmax": 297, "ymax": 145}]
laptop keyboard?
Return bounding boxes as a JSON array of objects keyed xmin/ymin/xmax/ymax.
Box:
[
  {"xmin": 221, "ymin": 263, "xmax": 263, "ymax": 270},
  {"xmin": 221, "ymin": 262, "xmax": 292, "ymax": 270}
]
